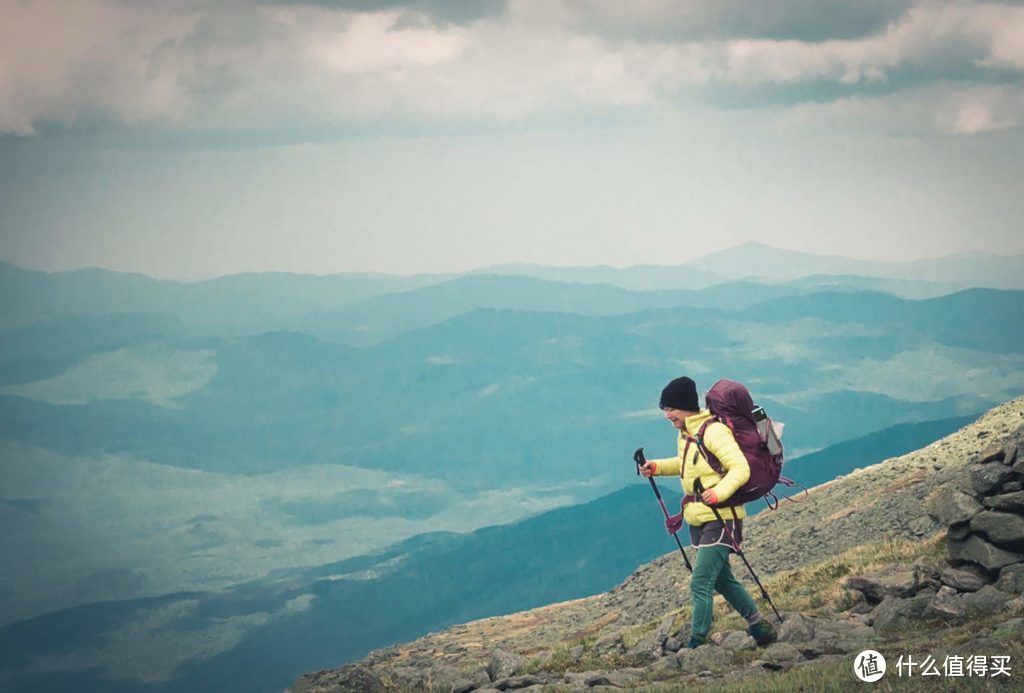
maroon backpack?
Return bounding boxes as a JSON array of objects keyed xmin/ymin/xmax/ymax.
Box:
[{"xmin": 690, "ymin": 378, "xmax": 792, "ymax": 508}]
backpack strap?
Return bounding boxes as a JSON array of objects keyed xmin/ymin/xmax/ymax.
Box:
[{"xmin": 691, "ymin": 418, "xmax": 723, "ymax": 474}]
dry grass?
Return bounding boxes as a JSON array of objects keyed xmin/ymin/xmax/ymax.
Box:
[{"xmin": 378, "ymin": 532, "xmax": 1020, "ymax": 692}]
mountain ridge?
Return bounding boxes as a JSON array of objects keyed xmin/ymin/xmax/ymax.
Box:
[{"xmin": 293, "ymin": 396, "xmax": 1024, "ymax": 691}]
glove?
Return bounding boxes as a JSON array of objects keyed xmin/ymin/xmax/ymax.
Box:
[{"xmin": 665, "ymin": 512, "xmax": 684, "ymax": 535}]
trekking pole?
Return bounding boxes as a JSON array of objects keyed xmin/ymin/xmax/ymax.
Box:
[
  {"xmin": 693, "ymin": 479, "xmax": 784, "ymax": 624},
  {"xmin": 634, "ymin": 447, "xmax": 693, "ymax": 573}
]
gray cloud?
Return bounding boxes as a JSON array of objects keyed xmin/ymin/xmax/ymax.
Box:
[
  {"xmin": 1, "ymin": 0, "xmax": 1023, "ymax": 138},
  {"xmin": 554, "ymin": 0, "xmax": 916, "ymax": 43},
  {"xmin": 262, "ymin": 0, "xmax": 508, "ymax": 25}
]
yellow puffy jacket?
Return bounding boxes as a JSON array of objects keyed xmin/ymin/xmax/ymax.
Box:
[{"xmin": 651, "ymin": 410, "xmax": 750, "ymax": 526}]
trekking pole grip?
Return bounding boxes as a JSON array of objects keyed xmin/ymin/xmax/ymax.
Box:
[{"xmin": 633, "ymin": 447, "xmax": 646, "ymax": 475}]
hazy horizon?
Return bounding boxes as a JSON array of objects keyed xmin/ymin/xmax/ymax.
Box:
[
  {"xmin": 2, "ymin": 1, "xmax": 1023, "ymax": 280},
  {"xmin": 3, "ymin": 241, "xmax": 1024, "ymax": 282}
]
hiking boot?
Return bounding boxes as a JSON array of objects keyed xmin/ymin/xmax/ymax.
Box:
[
  {"xmin": 748, "ymin": 620, "xmax": 777, "ymax": 647},
  {"xmin": 687, "ymin": 633, "xmax": 707, "ymax": 649}
]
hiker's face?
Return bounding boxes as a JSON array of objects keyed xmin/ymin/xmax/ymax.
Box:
[{"xmin": 662, "ymin": 407, "xmax": 687, "ymax": 430}]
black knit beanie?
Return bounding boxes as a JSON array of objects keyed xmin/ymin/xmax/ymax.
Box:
[{"xmin": 660, "ymin": 376, "xmax": 699, "ymax": 411}]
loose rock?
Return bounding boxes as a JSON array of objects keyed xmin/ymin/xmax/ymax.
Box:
[
  {"xmin": 990, "ymin": 617, "xmax": 1024, "ymax": 643},
  {"xmin": 961, "ymin": 585, "xmax": 1012, "ymax": 615},
  {"xmin": 926, "ymin": 588, "xmax": 967, "ymax": 621},
  {"xmin": 983, "ymin": 491, "xmax": 1024, "ymax": 512},
  {"xmin": 927, "ymin": 488, "xmax": 983, "ymax": 527},
  {"xmin": 845, "ymin": 566, "xmax": 919, "ymax": 602},
  {"xmin": 720, "ymin": 630, "xmax": 756, "ymax": 652},
  {"xmin": 759, "ymin": 642, "xmax": 802, "ymax": 666},
  {"xmin": 778, "ymin": 613, "xmax": 816, "ymax": 643},
  {"xmin": 939, "ymin": 566, "xmax": 988, "ymax": 592},
  {"xmin": 976, "ymin": 443, "xmax": 1006, "ymax": 464},
  {"xmin": 677, "ymin": 645, "xmax": 730, "ymax": 675},
  {"xmin": 949, "ymin": 535, "xmax": 1024, "ymax": 571},
  {"xmin": 948, "ymin": 524, "xmax": 972, "ymax": 542},
  {"xmin": 970, "ymin": 511, "xmax": 1024, "ymax": 547},
  {"xmin": 996, "ymin": 564, "xmax": 1024, "ymax": 595},
  {"xmin": 488, "ymin": 650, "xmax": 529, "ymax": 681},
  {"xmin": 492, "ymin": 674, "xmax": 547, "ymax": 690},
  {"xmin": 872, "ymin": 595, "xmax": 930, "ymax": 633},
  {"xmin": 971, "ymin": 464, "xmax": 1016, "ymax": 495}
]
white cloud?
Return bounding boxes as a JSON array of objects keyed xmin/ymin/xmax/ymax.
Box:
[
  {"xmin": 311, "ymin": 11, "xmax": 467, "ymax": 73},
  {"xmin": 952, "ymin": 101, "xmax": 1017, "ymax": 135},
  {"xmin": 0, "ymin": 0, "xmax": 197, "ymax": 135},
  {"xmin": 1, "ymin": 0, "xmax": 1023, "ymax": 136}
]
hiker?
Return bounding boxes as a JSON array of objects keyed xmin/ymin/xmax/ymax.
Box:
[{"xmin": 639, "ymin": 376, "xmax": 778, "ymax": 649}]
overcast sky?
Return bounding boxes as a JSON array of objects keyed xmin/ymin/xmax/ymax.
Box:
[{"xmin": 1, "ymin": 0, "xmax": 1022, "ymax": 279}]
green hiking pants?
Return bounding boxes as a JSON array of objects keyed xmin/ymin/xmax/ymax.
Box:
[{"xmin": 690, "ymin": 544, "xmax": 759, "ymax": 637}]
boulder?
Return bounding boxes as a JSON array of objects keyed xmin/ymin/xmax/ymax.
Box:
[
  {"xmin": 815, "ymin": 619, "xmax": 875, "ymax": 640},
  {"xmin": 840, "ymin": 587, "xmax": 867, "ymax": 611},
  {"xmin": 961, "ymin": 585, "xmax": 1013, "ymax": 615},
  {"xmin": 487, "ymin": 650, "xmax": 529, "ymax": 682},
  {"xmin": 386, "ymin": 666, "xmax": 425, "ymax": 689},
  {"xmin": 849, "ymin": 599, "xmax": 874, "ymax": 615},
  {"xmin": 940, "ymin": 566, "xmax": 989, "ymax": 592},
  {"xmin": 808, "ymin": 620, "xmax": 875, "ymax": 654},
  {"xmin": 976, "ymin": 442, "xmax": 1006, "ymax": 464},
  {"xmin": 913, "ymin": 555, "xmax": 943, "ymax": 578},
  {"xmin": 593, "ymin": 632, "xmax": 623, "ymax": 653},
  {"xmin": 984, "ymin": 491, "xmax": 1024, "ymax": 512},
  {"xmin": 971, "ymin": 464, "xmax": 1016, "ymax": 495},
  {"xmin": 871, "ymin": 595, "xmax": 930, "ymax": 633},
  {"xmin": 604, "ymin": 669, "xmax": 643, "ymax": 688},
  {"xmin": 927, "ymin": 488, "xmax": 983, "ymax": 527},
  {"xmin": 778, "ymin": 613, "xmax": 816, "ymax": 643},
  {"xmin": 626, "ymin": 613, "xmax": 676, "ymax": 660},
  {"xmin": 625, "ymin": 633, "xmax": 661, "ymax": 662},
  {"xmin": 720, "ymin": 630, "xmax": 756, "ymax": 652},
  {"xmin": 663, "ymin": 637, "xmax": 683, "ymax": 653},
  {"xmin": 845, "ymin": 566, "xmax": 919, "ymax": 602},
  {"xmin": 759, "ymin": 642, "xmax": 802, "ymax": 667},
  {"xmin": 643, "ymin": 654, "xmax": 680, "ymax": 679},
  {"xmin": 948, "ymin": 524, "xmax": 972, "ymax": 542},
  {"xmin": 916, "ymin": 566, "xmax": 942, "ymax": 592},
  {"xmin": 491, "ymin": 674, "xmax": 547, "ymax": 690},
  {"xmin": 990, "ymin": 617, "xmax": 1024, "ymax": 643},
  {"xmin": 423, "ymin": 664, "xmax": 468, "ymax": 691},
  {"xmin": 563, "ymin": 670, "xmax": 607, "ymax": 686},
  {"xmin": 325, "ymin": 664, "xmax": 388, "ymax": 693},
  {"xmin": 926, "ymin": 587, "xmax": 967, "ymax": 621},
  {"xmin": 970, "ymin": 511, "xmax": 1024, "ymax": 547},
  {"xmin": 453, "ymin": 668, "xmax": 492, "ymax": 693},
  {"xmin": 1002, "ymin": 481, "xmax": 1023, "ymax": 493},
  {"xmin": 677, "ymin": 645, "xmax": 730, "ymax": 675},
  {"xmin": 995, "ymin": 564, "xmax": 1024, "ymax": 595},
  {"xmin": 1002, "ymin": 443, "xmax": 1019, "ymax": 467},
  {"xmin": 949, "ymin": 535, "xmax": 1024, "ymax": 571}
]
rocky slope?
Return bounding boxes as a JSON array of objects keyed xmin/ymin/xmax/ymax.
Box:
[{"xmin": 293, "ymin": 397, "xmax": 1024, "ymax": 691}]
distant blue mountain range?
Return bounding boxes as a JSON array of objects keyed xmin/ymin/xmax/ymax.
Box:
[
  {"xmin": 0, "ymin": 413, "xmax": 976, "ymax": 693},
  {"xmin": 0, "ymin": 247, "xmax": 1021, "ymax": 690}
]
